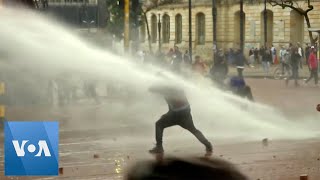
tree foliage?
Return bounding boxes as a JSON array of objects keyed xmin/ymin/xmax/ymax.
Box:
[
  {"xmin": 106, "ymin": 0, "xmax": 125, "ymax": 40},
  {"xmin": 142, "ymin": 0, "xmax": 182, "ymax": 12},
  {"xmin": 106, "ymin": 0, "xmax": 143, "ymax": 40},
  {"xmin": 141, "ymin": 0, "xmax": 182, "ymax": 52},
  {"xmin": 268, "ymin": 0, "xmax": 316, "ymax": 44}
]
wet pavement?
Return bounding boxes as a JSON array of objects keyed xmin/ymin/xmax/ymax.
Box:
[
  {"xmin": 0, "ymin": 78, "xmax": 319, "ymax": 180},
  {"xmin": 228, "ymin": 64, "xmax": 312, "ymax": 78}
]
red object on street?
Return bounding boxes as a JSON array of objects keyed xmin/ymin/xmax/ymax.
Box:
[
  {"xmin": 300, "ymin": 174, "xmax": 308, "ymax": 180},
  {"xmin": 274, "ymin": 56, "xmax": 279, "ymax": 64},
  {"xmin": 59, "ymin": 167, "xmax": 64, "ymax": 175},
  {"xmin": 317, "ymin": 104, "xmax": 320, "ymax": 112}
]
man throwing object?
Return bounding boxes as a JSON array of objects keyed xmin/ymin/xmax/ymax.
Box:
[{"xmin": 148, "ymin": 85, "xmax": 213, "ymax": 156}]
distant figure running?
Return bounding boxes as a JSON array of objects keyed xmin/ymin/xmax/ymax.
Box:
[
  {"xmin": 229, "ymin": 76, "xmax": 254, "ymax": 101},
  {"xmin": 148, "ymin": 85, "xmax": 213, "ymax": 156}
]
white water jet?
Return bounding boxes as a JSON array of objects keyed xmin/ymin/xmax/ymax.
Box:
[{"xmin": 0, "ymin": 7, "xmax": 319, "ymax": 143}]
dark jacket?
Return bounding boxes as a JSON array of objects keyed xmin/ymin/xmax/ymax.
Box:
[
  {"xmin": 234, "ymin": 51, "xmax": 249, "ymax": 67},
  {"xmin": 291, "ymin": 52, "xmax": 301, "ymax": 68},
  {"xmin": 254, "ymin": 49, "xmax": 259, "ymax": 57},
  {"xmin": 172, "ymin": 50, "xmax": 183, "ymax": 67},
  {"xmin": 259, "ymin": 47, "xmax": 265, "ymax": 56},
  {"xmin": 262, "ymin": 51, "xmax": 272, "ymax": 62},
  {"xmin": 305, "ymin": 47, "xmax": 311, "ymax": 59},
  {"xmin": 211, "ymin": 53, "xmax": 228, "ymax": 76},
  {"xmin": 249, "ymin": 49, "xmax": 254, "ymax": 56}
]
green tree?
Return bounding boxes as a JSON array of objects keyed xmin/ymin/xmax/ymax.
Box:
[
  {"xmin": 107, "ymin": 0, "xmax": 125, "ymax": 40},
  {"xmin": 107, "ymin": 0, "xmax": 142, "ymax": 41},
  {"xmin": 268, "ymin": 0, "xmax": 317, "ymax": 44},
  {"xmin": 142, "ymin": 0, "xmax": 182, "ymax": 53}
]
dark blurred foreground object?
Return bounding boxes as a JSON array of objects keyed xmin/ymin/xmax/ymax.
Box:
[
  {"xmin": 125, "ymin": 157, "xmax": 248, "ymax": 180},
  {"xmin": 3, "ymin": 0, "xmax": 48, "ymax": 9},
  {"xmin": 3, "ymin": 0, "xmax": 35, "ymax": 8}
]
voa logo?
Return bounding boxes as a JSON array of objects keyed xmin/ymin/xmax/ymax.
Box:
[
  {"xmin": 5, "ymin": 121, "xmax": 59, "ymax": 176},
  {"xmin": 12, "ymin": 140, "xmax": 51, "ymax": 157}
]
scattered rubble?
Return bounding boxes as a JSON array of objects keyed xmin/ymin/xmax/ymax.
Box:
[
  {"xmin": 262, "ymin": 138, "xmax": 268, "ymax": 147},
  {"xmin": 300, "ymin": 174, "xmax": 308, "ymax": 180},
  {"xmin": 59, "ymin": 167, "xmax": 64, "ymax": 175}
]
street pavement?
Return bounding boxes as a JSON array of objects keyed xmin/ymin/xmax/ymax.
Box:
[
  {"xmin": 228, "ymin": 64, "xmax": 312, "ymax": 78},
  {"xmin": 0, "ymin": 78, "xmax": 319, "ymax": 180}
]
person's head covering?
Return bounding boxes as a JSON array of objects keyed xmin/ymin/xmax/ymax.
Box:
[
  {"xmin": 230, "ymin": 76, "xmax": 246, "ymax": 88},
  {"xmin": 125, "ymin": 157, "xmax": 249, "ymax": 180},
  {"xmin": 311, "ymin": 46, "xmax": 315, "ymax": 49}
]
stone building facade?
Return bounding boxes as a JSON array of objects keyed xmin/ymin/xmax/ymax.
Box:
[{"xmin": 142, "ymin": 0, "xmax": 320, "ymax": 59}]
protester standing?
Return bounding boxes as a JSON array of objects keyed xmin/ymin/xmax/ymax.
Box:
[
  {"xmin": 286, "ymin": 47, "xmax": 301, "ymax": 87},
  {"xmin": 262, "ymin": 49, "xmax": 272, "ymax": 79},
  {"xmin": 305, "ymin": 46, "xmax": 318, "ymax": 86}
]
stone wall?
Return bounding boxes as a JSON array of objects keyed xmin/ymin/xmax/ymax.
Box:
[{"xmin": 141, "ymin": 0, "xmax": 320, "ymax": 60}]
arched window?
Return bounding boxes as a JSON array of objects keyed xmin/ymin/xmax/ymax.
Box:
[
  {"xmin": 196, "ymin": 13, "xmax": 205, "ymax": 45},
  {"xmin": 175, "ymin": 14, "xmax": 182, "ymax": 44},
  {"xmin": 234, "ymin": 11, "xmax": 246, "ymax": 45},
  {"xmin": 290, "ymin": 10, "xmax": 304, "ymax": 44},
  {"xmin": 151, "ymin": 14, "xmax": 157, "ymax": 43},
  {"xmin": 261, "ymin": 10, "xmax": 273, "ymax": 46},
  {"xmin": 162, "ymin": 14, "xmax": 170, "ymax": 44}
]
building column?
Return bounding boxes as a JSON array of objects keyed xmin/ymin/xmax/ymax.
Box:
[
  {"xmin": 263, "ymin": 0, "xmax": 267, "ymax": 47},
  {"xmin": 212, "ymin": 0, "xmax": 217, "ymax": 59},
  {"xmin": 240, "ymin": 0, "xmax": 244, "ymax": 52},
  {"xmin": 124, "ymin": 0, "xmax": 130, "ymax": 52},
  {"xmin": 0, "ymin": 82, "xmax": 5, "ymax": 125},
  {"xmin": 188, "ymin": 0, "xmax": 192, "ymax": 62},
  {"xmin": 158, "ymin": 14, "xmax": 161, "ymax": 52}
]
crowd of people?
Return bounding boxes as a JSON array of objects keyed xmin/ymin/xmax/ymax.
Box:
[
  {"xmin": 137, "ymin": 45, "xmax": 254, "ymax": 91},
  {"xmin": 248, "ymin": 42, "xmax": 319, "ymax": 86},
  {"xmin": 138, "ymin": 42, "xmax": 318, "ymax": 87},
  {"xmin": 137, "ymin": 46, "xmax": 230, "ymax": 86}
]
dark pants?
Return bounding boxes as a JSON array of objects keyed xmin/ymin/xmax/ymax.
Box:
[
  {"xmin": 286, "ymin": 66, "xmax": 299, "ymax": 86},
  {"xmin": 281, "ymin": 62, "xmax": 290, "ymax": 75},
  {"xmin": 237, "ymin": 68, "xmax": 244, "ymax": 78},
  {"xmin": 155, "ymin": 108, "xmax": 212, "ymax": 149},
  {"xmin": 237, "ymin": 86, "xmax": 254, "ymax": 101},
  {"xmin": 254, "ymin": 55, "xmax": 259, "ymax": 64},
  {"xmin": 306, "ymin": 69, "xmax": 318, "ymax": 85}
]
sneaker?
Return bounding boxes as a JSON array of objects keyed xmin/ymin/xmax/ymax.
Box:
[
  {"xmin": 205, "ymin": 145, "xmax": 213, "ymax": 157},
  {"xmin": 285, "ymin": 79, "xmax": 289, "ymax": 86},
  {"xmin": 149, "ymin": 146, "xmax": 164, "ymax": 154}
]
